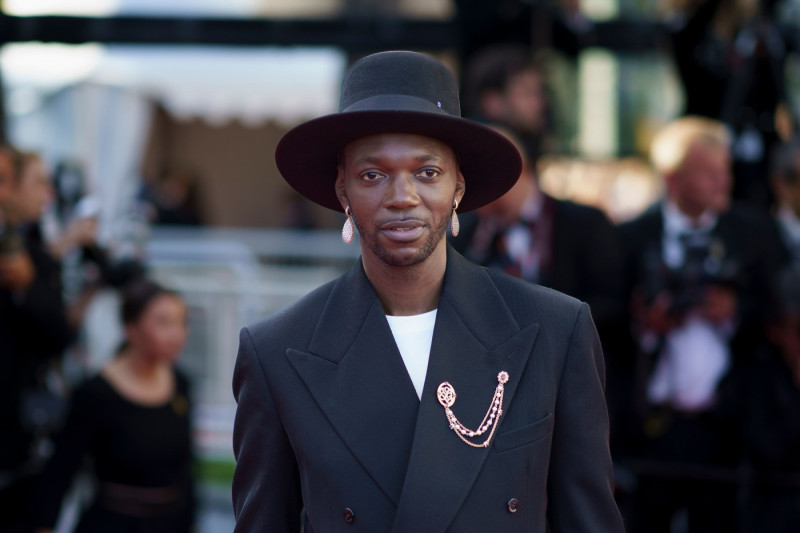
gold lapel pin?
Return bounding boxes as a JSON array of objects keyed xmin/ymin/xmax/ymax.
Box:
[{"xmin": 437, "ymin": 371, "xmax": 509, "ymax": 448}]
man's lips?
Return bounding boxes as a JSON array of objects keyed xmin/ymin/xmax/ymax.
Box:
[{"xmin": 379, "ymin": 219, "xmax": 426, "ymax": 242}]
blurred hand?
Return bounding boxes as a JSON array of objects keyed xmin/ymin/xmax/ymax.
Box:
[
  {"xmin": 703, "ymin": 286, "xmax": 737, "ymax": 324},
  {"xmin": 0, "ymin": 251, "xmax": 35, "ymax": 291},
  {"xmin": 64, "ymin": 217, "xmax": 98, "ymax": 249},
  {"xmin": 51, "ymin": 217, "xmax": 98, "ymax": 258}
]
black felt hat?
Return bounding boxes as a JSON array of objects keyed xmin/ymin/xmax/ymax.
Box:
[{"xmin": 275, "ymin": 50, "xmax": 522, "ymax": 213}]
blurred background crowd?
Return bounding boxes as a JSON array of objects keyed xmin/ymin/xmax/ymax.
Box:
[{"xmin": 1, "ymin": 0, "xmax": 800, "ymax": 532}]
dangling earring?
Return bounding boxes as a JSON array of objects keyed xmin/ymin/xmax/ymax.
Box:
[
  {"xmin": 450, "ymin": 199, "xmax": 460, "ymax": 237},
  {"xmin": 342, "ymin": 206, "xmax": 355, "ymax": 244}
]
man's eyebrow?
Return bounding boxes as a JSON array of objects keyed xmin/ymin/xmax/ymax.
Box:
[
  {"xmin": 351, "ymin": 153, "xmax": 443, "ymax": 165},
  {"xmin": 414, "ymin": 153, "xmax": 443, "ymax": 163}
]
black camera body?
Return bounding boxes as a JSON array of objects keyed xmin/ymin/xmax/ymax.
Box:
[
  {"xmin": 80, "ymin": 244, "xmax": 145, "ymax": 289},
  {"xmin": 640, "ymin": 231, "xmax": 740, "ymax": 319}
]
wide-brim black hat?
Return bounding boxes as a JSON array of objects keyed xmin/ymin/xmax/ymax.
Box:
[{"xmin": 275, "ymin": 50, "xmax": 522, "ymax": 213}]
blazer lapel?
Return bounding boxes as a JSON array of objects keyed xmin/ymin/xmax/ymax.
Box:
[
  {"xmin": 286, "ymin": 260, "xmax": 420, "ymax": 506},
  {"xmin": 391, "ymin": 249, "xmax": 540, "ymax": 533}
]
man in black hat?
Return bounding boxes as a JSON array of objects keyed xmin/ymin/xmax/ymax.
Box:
[{"xmin": 232, "ymin": 50, "xmax": 623, "ymax": 533}]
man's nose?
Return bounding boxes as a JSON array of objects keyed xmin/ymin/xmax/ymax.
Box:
[{"xmin": 385, "ymin": 173, "xmax": 420, "ymax": 208}]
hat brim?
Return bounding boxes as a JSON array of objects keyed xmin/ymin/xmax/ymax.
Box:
[{"xmin": 275, "ymin": 110, "xmax": 522, "ymax": 213}]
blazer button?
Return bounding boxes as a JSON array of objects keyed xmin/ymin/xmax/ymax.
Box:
[
  {"xmin": 343, "ymin": 508, "xmax": 355, "ymax": 524},
  {"xmin": 507, "ymin": 498, "xmax": 520, "ymax": 513}
]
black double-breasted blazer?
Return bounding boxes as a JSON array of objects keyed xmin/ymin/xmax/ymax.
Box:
[{"xmin": 232, "ymin": 247, "xmax": 624, "ymax": 532}]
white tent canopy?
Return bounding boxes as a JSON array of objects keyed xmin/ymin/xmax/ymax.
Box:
[
  {"xmin": 2, "ymin": 44, "xmax": 346, "ymax": 248},
  {"xmin": 2, "ymin": 0, "xmax": 344, "ymax": 18},
  {"xmin": 2, "ymin": 44, "xmax": 346, "ymax": 125}
]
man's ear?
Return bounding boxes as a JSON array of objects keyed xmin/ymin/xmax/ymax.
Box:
[
  {"xmin": 335, "ymin": 168, "xmax": 348, "ymax": 211},
  {"xmin": 455, "ymin": 171, "xmax": 466, "ymax": 205}
]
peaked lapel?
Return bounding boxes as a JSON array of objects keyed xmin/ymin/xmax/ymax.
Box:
[
  {"xmin": 286, "ymin": 260, "xmax": 420, "ymax": 505},
  {"xmin": 391, "ymin": 249, "xmax": 540, "ymax": 533}
]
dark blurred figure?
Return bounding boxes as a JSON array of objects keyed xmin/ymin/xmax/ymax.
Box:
[
  {"xmin": 50, "ymin": 160, "xmax": 89, "ymax": 231},
  {"xmin": 771, "ymin": 140, "xmax": 800, "ymax": 263},
  {"xmin": 619, "ymin": 116, "xmax": 784, "ymax": 533},
  {"xmin": 31, "ymin": 279, "xmax": 195, "ymax": 533},
  {"xmin": 454, "ymin": 0, "xmax": 596, "ymax": 62},
  {"xmin": 0, "ymin": 147, "xmax": 74, "ymax": 533},
  {"xmin": 462, "ymin": 44, "xmax": 552, "ymax": 167},
  {"xmin": 738, "ymin": 266, "xmax": 800, "ymax": 533},
  {"xmin": 666, "ymin": 0, "xmax": 796, "ymax": 209},
  {"xmin": 452, "ymin": 125, "xmax": 623, "ymax": 336},
  {"xmin": 140, "ymin": 167, "xmax": 205, "ymax": 226}
]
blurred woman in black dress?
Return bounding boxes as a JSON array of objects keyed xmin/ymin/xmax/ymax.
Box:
[{"xmin": 32, "ymin": 279, "xmax": 195, "ymax": 533}]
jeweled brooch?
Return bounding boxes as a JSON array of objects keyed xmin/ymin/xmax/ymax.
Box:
[{"xmin": 437, "ymin": 371, "xmax": 509, "ymax": 448}]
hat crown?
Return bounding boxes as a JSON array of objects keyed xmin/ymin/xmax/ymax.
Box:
[{"xmin": 339, "ymin": 51, "xmax": 461, "ymax": 117}]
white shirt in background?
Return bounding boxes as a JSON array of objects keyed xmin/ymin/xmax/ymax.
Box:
[{"xmin": 647, "ymin": 202, "xmax": 731, "ymax": 412}]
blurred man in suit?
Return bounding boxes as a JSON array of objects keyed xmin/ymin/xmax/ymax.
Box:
[
  {"xmin": 619, "ymin": 116, "xmax": 783, "ymax": 533},
  {"xmin": 451, "ymin": 127, "xmax": 623, "ymax": 342}
]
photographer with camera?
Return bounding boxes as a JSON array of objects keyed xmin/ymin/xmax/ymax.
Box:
[
  {"xmin": 0, "ymin": 146, "xmax": 75, "ymax": 533},
  {"xmin": 618, "ymin": 117, "xmax": 785, "ymax": 532}
]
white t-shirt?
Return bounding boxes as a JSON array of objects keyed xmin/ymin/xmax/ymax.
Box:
[{"xmin": 386, "ymin": 309, "xmax": 437, "ymax": 400}]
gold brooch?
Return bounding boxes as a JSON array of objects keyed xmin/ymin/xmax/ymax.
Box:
[{"xmin": 437, "ymin": 371, "xmax": 509, "ymax": 448}]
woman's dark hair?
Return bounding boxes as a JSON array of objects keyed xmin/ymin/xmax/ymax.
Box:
[
  {"xmin": 115, "ymin": 278, "xmax": 183, "ymax": 356},
  {"xmin": 121, "ymin": 278, "xmax": 181, "ymax": 326}
]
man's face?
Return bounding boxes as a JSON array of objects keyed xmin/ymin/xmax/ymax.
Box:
[
  {"xmin": 7, "ymin": 158, "xmax": 53, "ymax": 223},
  {"xmin": 668, "ymin": 143, "xmax": 732, "ymax": 216},
  {"xmin": 336, "ymin": 133, "xmax": 464, "ymax": 268},
  {"xmin": 500, "ymin": 70, "xmax": 547, "ymax": 134}
]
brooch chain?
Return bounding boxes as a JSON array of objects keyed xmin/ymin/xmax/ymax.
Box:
[{"xmin": 436, "ymin": 371, "xmax": 509, "ymax": 448}]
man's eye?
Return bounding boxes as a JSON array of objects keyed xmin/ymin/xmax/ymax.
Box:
[
  {"xmin": 418, "ymin": 168, "xmax": 440, "ymax": 178},
  {"xmin": 361, "ymin": 171, "xmax": 383, "ymax": 181}
]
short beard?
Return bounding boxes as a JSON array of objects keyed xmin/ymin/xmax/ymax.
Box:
[{"xmin": 354, "ymin": 213, "xmax": 450, "ymax": 268}]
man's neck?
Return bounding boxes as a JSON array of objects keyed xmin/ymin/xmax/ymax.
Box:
[
  {"xmin": 667, "ymin": 197, "xmax": 714, "ymax": 227},
  {"xmin": 362, "ymin": 241, "xmax": 447, "ymax": 316}
]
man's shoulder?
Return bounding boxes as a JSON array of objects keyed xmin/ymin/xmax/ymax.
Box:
[
  {"xmin": 618, "ymin": 202, "xmax": 661, "ymax": 229},
  {"xmin": 243, "ymin": 275, "xmax": 339, "ymax": 346},
  {"xmin": 483, "ymin": 266, "xmax": 585, "ymax": 322},
  {"xmin": 553, "ymin": 197, "xmax": 609, "ymax": 222},
  {"xmin": 617, "ymin": 203, "xmax": 663, "ymax": 247},
  {"xmin": 722, "ymin": 202, "xmax": 775, "ymax": 228}
]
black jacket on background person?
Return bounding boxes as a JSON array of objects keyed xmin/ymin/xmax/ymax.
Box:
[
  {"xmin": 451, "ymin": 194, "xmax": 624, "ymax": 334},
  {"xmin": 31, "ymin": 372, "xmax": 196, "ymax": 533},
  {"xmin": 740, "ymin": 344, "xmax": 800, "ymax": 533},
  {"xmin": 0, "ymin": 224, "xmax": 73, "ymax": 528}
]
